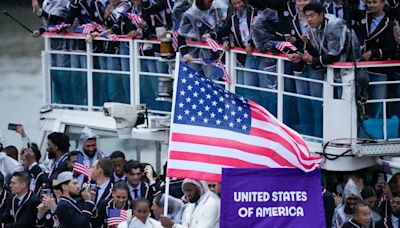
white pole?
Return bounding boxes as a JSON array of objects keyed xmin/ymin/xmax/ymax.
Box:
[
  {"xmin": 163, "ymin": 177, "xmax": 171, "ymax": 216},
  {"xmin": 163, "ymin": 52, "xmax": 181, "ymax": 216}
]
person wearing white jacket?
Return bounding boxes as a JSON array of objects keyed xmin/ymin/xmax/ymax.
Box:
[
  {"xmin": 118, "ymin": 198, "xmax": 163, "ymax": 228},
  {"xmin": 160, "ymin": 179, "xmax": 220, "ymax": 228}
]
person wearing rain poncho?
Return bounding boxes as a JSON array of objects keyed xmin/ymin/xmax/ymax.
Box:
[
  {"xmin": 77, "ymin": 127, "xmax": 107, "ymax": 168},
  {"xmin": 332, "ymin": 178, "xmax": 363, "ymax": 228},
  {"xmin": 160, "ymin": 179, "xmax": 220, "ymax": 228},
  {"xmin": 152, "ymin": 193, "xmax": 184, "ymax": 223},
  {"xmin": 179, "ymin": 0, "xmax": 228, "ymax": 80},
  {"xmin": 300, "ymin": 2, "xmax": 361, "ymax": 138}
]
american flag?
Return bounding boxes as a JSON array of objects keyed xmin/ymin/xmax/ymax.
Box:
[
  {"xmin": 205, "ymin": 38, "xmax": 220, "ymax": 52},
  {"xmin": 101, "ymin": 33, "xmax": 120, "ymax": 42},
  {"xmin": 271, "ymin": 41, "xmax": 298, "ymax": 52},
  {"xmin": 172, "ymin": 30, "xmax": 179, "ymax": 50},
  {"xmin": 73, "ymin": 154, "xmax": 92, "ymax": 179},
  {"xmin": 197, "ymin": 58, "xmax": 230, "ymax": 83},
  {"xmin": 47, "ymin": 23, "xmax": 71, "ymax": 33},
  {"xmin": 107, "ymin": 209, "xmax": 128, "ymax": 226},
  {"xmin": 79, "ymin": 22, "xmax": 104, "ymax": 34},
  {"xmin": 122, "ymin": 13, "xmax": 143, "ymax": 25},
  {"xmin": 166, "ymin": 63, "xmax": 321, "ymax": 182}
]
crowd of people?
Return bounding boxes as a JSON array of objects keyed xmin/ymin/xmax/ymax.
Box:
[
  {"xmin": 1, "ymin": 126, "xmax": 400, "ymax": 227},
  {"xmin": 7, "ymin": 0, "xmax": 399, "ymax": 226},
  {"xmin": 32, "ymin": 0, "xmax": 400, "ymax": 139},
  {"xmin": 0, "ymin": 125, "xmax": 222, "ymax": 227}
]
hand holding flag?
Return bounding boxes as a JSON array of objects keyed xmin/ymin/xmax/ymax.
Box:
[
  {"xmin": 122, "ymin": 12, "xmax": 143, "ymax": 26},
  {"xmin": 101, "ymin": 33, "xmax": 120, "ymax": 42},
  {"xmin": 205, "ymin": 37, "xmax": 220, "ymax": 52},
  {"xmin": 47, "ymin": 23, "xmax": 71, "ymax": 33},
  {"xmin": 270, "ymin": 41, "xmax": 298, "ymax": 53}
]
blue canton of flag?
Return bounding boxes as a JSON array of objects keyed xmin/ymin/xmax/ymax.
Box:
[{"xmin": 174, "ymin": 63, "xmax": 251, "ymax": 134}]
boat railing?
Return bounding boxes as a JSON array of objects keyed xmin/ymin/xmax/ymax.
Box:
[{"xmin": 41, "ymin": 33, "xmax": 400, "ymax": 151}]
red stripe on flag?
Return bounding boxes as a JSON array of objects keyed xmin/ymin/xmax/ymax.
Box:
[
  {"xmin": 205, "ymin": 38, "xmax": 219, "ymax": 52},
  {"xmin": 169, "ymin": 151, "xmax": 268, "ymax": 168},
  {"xmin": 171, "ymin": 133, "xmax": 297, "ymax": 167},
  {"xmin": 249, "ymin": 101, "xmax": 308, "ymax": 149},
  {"xmin": 167, "ymin": 168, "xmax": 222, "ymax": 182}
]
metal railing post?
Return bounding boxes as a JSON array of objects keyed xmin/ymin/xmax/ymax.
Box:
[
  {"xmin": 87, "ymin": 41, "xmax": 93, "ymax": 111},
  {"xmin": 133, "ymin": 40, "xmax": 140, "ymax": 106},
  {"xmin": 276, "ymin": 58, "xmax": 284, "ymax": 122},
  {"xmin": 129, "ymin": 40, "xmax": 135, "ymax": 105}
]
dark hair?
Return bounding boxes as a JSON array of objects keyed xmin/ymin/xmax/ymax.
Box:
[
  {"xmin": 140, "ymin": 163, "xmax": 157, "ymax": 180},
  {"xmin": 30, "ymin": 143, "xmax": 41, "ymax": 162},
  {"xmin": 132, "ymin": 197, "xmax": 150, "ymax": 209},
  {"xmin": 47, "ymin": 132, "xmax": 70, "ymax": 153},
  {"xmin": 12, "ymin": 171, "xmax": 30, "ymax": 186},
  {"xmin": 353, "ymin": 202, "xmax": 369, "ymax": 215},
  {"xmin": 303, "ymin": 2, "xmax": 324, "ymax": 15},
  {"xmin": 113, "ymin": 181, "xmax": 129, "ymax": 194},
  {"xmin": 195, "ymin": 0, "xmax": 211, "ymax": 11},
  {"xmin": 110, "ymin": 151, "xmax": 125, "ymax": 160},
  {"xmin": 97, "ymin": 158, "xmax": 113, "ymax": 178},
  {"xmin": 124, "ymin": 160, "xmax": 142, "ymax": 174},
  {"xmin": 361, "ymin": 186, "xmax": 376, "ymax": 199},
  {"xmin": 67, "ymin": 150, "xmax": 79, "ymax": 160},
  {"xmin": 4, "ymin": 146, "xmax": 18, "ymax": 160}
]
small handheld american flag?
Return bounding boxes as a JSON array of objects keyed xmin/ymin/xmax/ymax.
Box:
[
  {"xmin": 101, "ymin": 33, "xmax": 120, "ymax": 42},
  {"xmin": 270, "ymin": 41, "xmax": 298, "ymax": 52},
  {"xmin": 205, "ymin": 38, "xmax": 220, "ymax": 52},
  {"xmin": 47, "ymin": 23, "xmax": 71, "ymax": 33},
  {"xmin": 79, "ymin": 22, "xmax": 104, "ymax": 34},
  {"xmin": 73, "ymin": 153, "xmax": 92, "ymax": 179},
  {"xmin": 122, "ymin": 13, "xmax": 143, "ymax": 25},
  {"xmin": 107, "ymin": 209, "xmax": 128, "ymax": 226}
]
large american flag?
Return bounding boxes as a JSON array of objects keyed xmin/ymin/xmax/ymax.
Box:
[
  {"xmin": 166, "ymin": 63, "xmax": 321, "ymax": 182},
  {"xmin": 107, "ymin": 209, "xmax": 128, "ymax": 226},
  {"xmin": 73, "ymin": 153, "xmax": 92, "ymax": 179}
]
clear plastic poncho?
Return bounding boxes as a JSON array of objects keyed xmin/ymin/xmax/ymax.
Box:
[
  {"xmin": 158, "ymin": 194, "xmax": 184, "ymax": 223},
  {"xmin": 343, "ymin": 178, "xmax": 362, "ymax": 201},
  {"xmin": 307, "ymin": 14, "xmax": 347, "ymax": 58},
  {"xmin": 172, "ymin": 0, "xmax": 193, "ymax": 30},
  {"xmin": 250, "ymin": 8, "xmax": 279, "ymax": 52},
  {"xmin": 42, "ymin": 0, "xmax": 69, "ymax": 18},
  {"xmin": 78, "ymin": 127, "xmax": 99, "ymax": 152},
  {"xmin": 179, "ymin": 0, "xmax": 228, "ymax": 41}
]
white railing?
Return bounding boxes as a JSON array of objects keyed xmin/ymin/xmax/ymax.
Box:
[{"xmin": 41, "ymin": 33, "xmax": 400, "ymax": 148}]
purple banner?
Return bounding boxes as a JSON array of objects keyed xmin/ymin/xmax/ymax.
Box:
[{"xmin": 221, "ymin": 168, "xmax": 326, "ymax": 228}]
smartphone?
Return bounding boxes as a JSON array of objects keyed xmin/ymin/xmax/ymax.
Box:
[
  {"xmin": 90, "ymin": 184, "xmax": 97, "ymax": 192},
  {"xmin": 42, "ymin": 189, "xmax": 52, "ymax": 197},
  {"xmin": 7, "ymin": 123, "xmax": 18, "ymax": 131}
]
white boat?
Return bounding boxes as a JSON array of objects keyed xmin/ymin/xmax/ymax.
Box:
[{"xmin": 38, "ymin": 33, "xmax": 400, "ymax": 173}]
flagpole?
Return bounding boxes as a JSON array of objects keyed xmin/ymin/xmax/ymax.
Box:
[
  {"xmin": 163, "ymin": 177, "xmax": 171, "ymax": 216},
  {"xmin": 163, "ymin": 52, "xmax": 182, "ymax": 216}
]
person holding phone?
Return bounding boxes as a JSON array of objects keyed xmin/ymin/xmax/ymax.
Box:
[
  {"xmin": 53, "ymin": 171, "xmax": 95, "ymax": 228},
  {"xmin": 36, "ymin": 179, "xmax": 64, "ymax": 228},
  {"xmin": 20, "ymin": 146, "xmax": 49, "ymax": 195}
]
